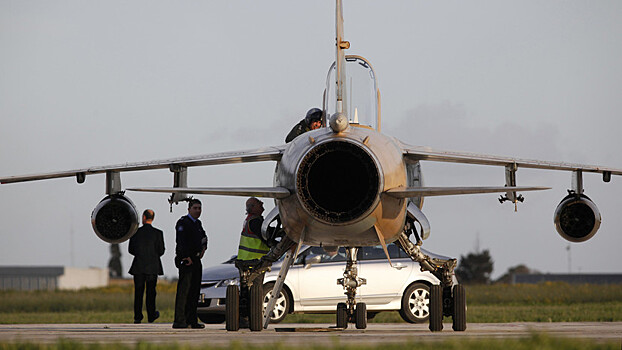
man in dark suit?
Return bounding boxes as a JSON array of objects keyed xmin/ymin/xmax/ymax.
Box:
[
  {"xmin": 172, "ymin": 198, "xmax": 207, "ymax": 329},
  {"xmin": 128, "ymin": 209, "xmax": 165, "ymax": 324}
]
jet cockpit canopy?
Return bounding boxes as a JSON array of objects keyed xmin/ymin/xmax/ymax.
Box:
[{"xmin": 323, "ymin": 55, "xmax": 381, "ymax": 131}]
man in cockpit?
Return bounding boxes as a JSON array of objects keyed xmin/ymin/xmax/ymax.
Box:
[{"xmin": 285, "ymin": 108, "xmax": 324, "ymax": 143}]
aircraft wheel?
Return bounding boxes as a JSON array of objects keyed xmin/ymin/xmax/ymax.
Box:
[
  {"xmin": 248, "ymin": 283, "xmax": 263, "ymax": 331},
  {"xmin": 355, "ymin": 302, "xmax": 367, "ymax": 329},
  {"xmin": 452, "ymin": 284, "xmax": 467, "ymax": 331},
  {"xmin": 336, "ymin": 302, "xmax": 348, "ymax": 329},
  {"xmin": 225, "ymin": 285, "xmax": 239, "ymax": 331},
  {"xmin": 428, "ymin": 284, "xmax": 443, "ymax": 332}
]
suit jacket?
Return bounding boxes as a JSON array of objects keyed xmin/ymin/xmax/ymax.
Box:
[{"xmin": 128, "ymin": 224, "xmax": 165, "ymax": 275}]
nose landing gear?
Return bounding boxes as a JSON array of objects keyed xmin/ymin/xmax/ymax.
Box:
[{"xmin": 335, "ymin": 247, "xmax": 368, "ymax": 329}]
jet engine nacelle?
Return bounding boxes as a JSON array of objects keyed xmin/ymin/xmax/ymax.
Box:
[
  {"xmin": 553, "ymin": 193, "xmax": 601, "ymax": 243},
  {"xmin": 91, "ymin": 194, "xmax": 139, "ymax": 244}
]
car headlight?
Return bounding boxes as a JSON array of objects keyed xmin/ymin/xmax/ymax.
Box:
[{"xmin": 216, "ymin": 278, "xmax": 239, "ymax": 288}]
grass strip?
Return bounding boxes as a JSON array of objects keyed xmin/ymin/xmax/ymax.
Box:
[{"xmin": 2, "ymin": 302, "xmax": 620, "ymax": 324}]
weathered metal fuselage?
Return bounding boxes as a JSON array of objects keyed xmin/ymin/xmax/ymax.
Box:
[{"xmin": 275, "ymin": 124, "xmax": 407, "ymax": 246}]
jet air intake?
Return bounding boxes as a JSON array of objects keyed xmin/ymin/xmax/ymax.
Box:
[
  {"xmin": 297, "ymin": 140, "xmax": 380, "ymax": 223},
  {"xmin": 91, "ymin": 194, "xmax": 139, "ymax": 243},
  {"xmin": 553, "ymin": 192, "xmax": 601, "ymax": 243}
]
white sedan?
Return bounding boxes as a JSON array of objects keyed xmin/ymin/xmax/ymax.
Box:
[{"xmin": 197, "ymin": 243, "xmax": 456, "ymax": 324}]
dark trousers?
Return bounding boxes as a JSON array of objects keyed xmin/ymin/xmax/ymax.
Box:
[
  {"xmin": 133, "ymin": 274, "xmax": 158, "ymax": 322},
  {"xmin": 174, "ymin": 262, "xmax": 202, "ymax": 325}
]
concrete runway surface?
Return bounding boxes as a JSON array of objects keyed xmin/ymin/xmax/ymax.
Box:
[{"xmin": 0, "ymin": 322, "xmax": 620, "ymax": 346}]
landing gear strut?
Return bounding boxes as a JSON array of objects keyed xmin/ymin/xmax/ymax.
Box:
[
  {"xmin": 335, "ymin": 247, "xmax": 368, "ymax": 329},
  {"xmin": 396, "ymin": 231, "xmax": 467, "ymax": 332}
]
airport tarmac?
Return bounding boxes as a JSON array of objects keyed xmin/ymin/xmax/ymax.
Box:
[{"xmin": 0, "ymin": 322, "xmax": 620, "ymax": 346}]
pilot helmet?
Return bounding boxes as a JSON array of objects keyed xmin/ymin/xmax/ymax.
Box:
[{"xmin": 305, "ymin": 108, "xmax": 323, "ymax": 125}]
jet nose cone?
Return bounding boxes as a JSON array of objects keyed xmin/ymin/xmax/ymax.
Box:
[{"xmin": 329, "ymin": 113, "xmax": 349, "ymax": 133}]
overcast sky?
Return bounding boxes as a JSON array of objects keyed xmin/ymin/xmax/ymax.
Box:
[{"xmin": 1, "ymin": 1, "xmax": 621, "ymax": 280}]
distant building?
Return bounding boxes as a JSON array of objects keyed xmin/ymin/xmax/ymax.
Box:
[
  {"xmin": 512, "ymin": 273, "xmax": 622, "ymax": 285},
  {"xmin": 0, "ymin": 266, "xmax": 109, "ymax": 291}
]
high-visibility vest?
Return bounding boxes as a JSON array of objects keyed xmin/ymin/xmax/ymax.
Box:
[{"xmin": 237, "ymin": 214, "xmax": 270, "ymax": 260}]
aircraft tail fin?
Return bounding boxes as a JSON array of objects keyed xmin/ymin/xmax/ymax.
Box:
[{"xmin": 335, "ymin": 0, "xmax": 348, "ymax": 117}]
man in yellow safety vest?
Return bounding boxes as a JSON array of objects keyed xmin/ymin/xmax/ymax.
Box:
[
  {"xmin": 237, "ymin": 198, "xmax": 270, "ymax": 261},
  {"xmin": 235, "ymin": 197, "xmax": 272, "ymax": 328}
]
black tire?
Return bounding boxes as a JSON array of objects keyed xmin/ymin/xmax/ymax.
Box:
[
  {"xmin": 452, "ymin": 284, "xmax": 467, "ymax": 331},
  {"xmin": 249, "ymin": 283, "xmax": 263, "ymax": 331},
  {"xmin": 428, "ymin": 284, "xmax": 443, "ymax": 332},
  {"xmin": 399, "ymin": 282, "xmax": 430, "ymax": 324},
  {"xmin": 355, "ymin": 303, "xmax": 367, "ymax": 329},
  {"xmin": 198, "ymin": 314, "xmax": 225, "ymax": 324},
  {"xmin": 262, "ymin": 282, "xmax": 291, "ymax": 324},
  {"xmin": 225, "ymin": 285, "xmax": 239, "ymax": 331},
  {"xmin": 336, "ymin": 302, "xmax": 348, "ymax": 329}
]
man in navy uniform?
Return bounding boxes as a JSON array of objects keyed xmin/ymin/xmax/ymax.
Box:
[{"xmin": 172, "ymin": 199, "xmax": 207, "ymax": 329}]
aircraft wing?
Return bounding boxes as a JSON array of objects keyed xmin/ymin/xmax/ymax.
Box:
[
  {"xmin": 127, "ymin": 186, "xmax": 291, "ymax": 199},
  {"xmin": 399, "ymin": 141, "xmax": 622, "ymax": 176},
  {"xmin": 0, "ymin": 145, "xmax": 285, "ymax": 184},
  {"xmin": 385, "ymin": 186, "xmax": 550, "ymax": 198}
]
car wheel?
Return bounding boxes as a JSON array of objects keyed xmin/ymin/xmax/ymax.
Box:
[
  {"xmin": 262, "ymin": 282, "xmax": 291, "ymax": 324},
  {"xmin": 198, "ymin": 314, "xmax": 225, "ymax": 324},
  {"xmin": 399, "ymin": 282, "xmax": 430, "ymax": 323}
]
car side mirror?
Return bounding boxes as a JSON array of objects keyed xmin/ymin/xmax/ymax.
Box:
[{"xmin": 304, "ymin": 254, "xmax": 322, "ymax": 269}]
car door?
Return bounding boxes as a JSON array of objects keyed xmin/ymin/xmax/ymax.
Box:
[
  {"xmin": 357, "ymin": 244, "xmax": 413, "ymax": 306},
  {"xmin": 296, "ymin": 246, "xmax": 349, "ymax": 311}
]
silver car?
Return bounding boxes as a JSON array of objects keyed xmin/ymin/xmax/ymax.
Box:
[{"xmin": 197, "ymin": 243, "xmax": 456, "ymax": 324}]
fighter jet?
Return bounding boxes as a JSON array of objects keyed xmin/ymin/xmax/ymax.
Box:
[{"xmin": 1, "ymin": 0, "xmax": 621, "ymax": 332}]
